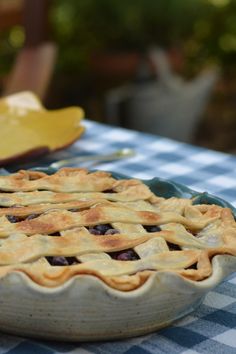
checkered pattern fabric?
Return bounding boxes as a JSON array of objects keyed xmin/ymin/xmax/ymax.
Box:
[{"xmin": 2, "ymin": 120, "xmax": 236, "ymax": 354}]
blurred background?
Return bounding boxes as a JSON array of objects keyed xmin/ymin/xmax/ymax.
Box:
[{"xmin": 1, "ymin": 0, "xmax": 236, "ymax": 152}]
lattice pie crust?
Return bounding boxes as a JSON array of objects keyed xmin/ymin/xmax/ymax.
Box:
[{"xmin": 0, "ymin": 168, "xmax": 235, "ymax": 291}]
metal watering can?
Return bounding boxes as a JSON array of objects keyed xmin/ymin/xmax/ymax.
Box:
[{"xmin": 105, "ymin": 48, "xmax": 219, "ymax": 143}]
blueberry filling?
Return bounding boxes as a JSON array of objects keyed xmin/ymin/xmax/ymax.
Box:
[
  {"xmin": 109, "ymin": 249, "xmax": 140, "ymax": 261},
  {"xmin": 167, "ymin": 242, "xmax": 181, "ymax": 251},
  {"xmin": 46, "ymin": 256, "xmax": 79, "ymax": 266},
  {"xmin": 6, "ymin": 215, "xmax": 21, "ymax": 223},
  {"xmin": 6, "ymin": 213, "xmax": 40, "ymax": 223},
  {"xmin": 143, "ymin": 225, "xmax": 161, "ymax": 232},
  {"xmin": 187, "ymin": 263, "xmax": 198, "ymax": 270},
  {"xmin": 88, "ymin": 228, "xmax": 101, "ymax": 236},
  {"xmin": 87, "ymin": 224, "xmax": 120, "ymax": 236},
  {"xmin": 103, "ymin": 189, "xmax": 116, "ymax": 193},
  {"xmin": 49, "ymin": 232, "xmax": 61, "ymax": 236}
]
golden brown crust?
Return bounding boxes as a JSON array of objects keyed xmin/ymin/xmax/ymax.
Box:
[{"xmin": 0, "ymin": 168, "xmax": 235, "ymax": 290}]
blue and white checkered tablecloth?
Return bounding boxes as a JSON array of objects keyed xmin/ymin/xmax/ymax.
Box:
[{"xmin": 2, "ymin": 120, "xmax": 236, "ymax": 354}]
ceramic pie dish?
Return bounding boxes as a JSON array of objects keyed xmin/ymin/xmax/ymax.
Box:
[
  {"xmin": 0, "ymin": 92, "xmax": 85, "ymax": 166},
  {"xmin": 0, "ymin": 168, "xmax": 235, "ymax": 341}
]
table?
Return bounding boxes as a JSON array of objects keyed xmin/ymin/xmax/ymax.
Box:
[{"xmin": 2, "ymin": 120, "xmax": 236, "ymax": 354}]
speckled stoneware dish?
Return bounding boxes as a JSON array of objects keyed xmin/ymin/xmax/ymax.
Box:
[{"xmin": 0, "ymin": 169, "xmax": 235, "ymax": 341}]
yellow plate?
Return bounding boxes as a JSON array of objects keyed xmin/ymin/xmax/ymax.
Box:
[{"xmin": 0, "ymin": 92, "xmax": 85, "ymax": 165}]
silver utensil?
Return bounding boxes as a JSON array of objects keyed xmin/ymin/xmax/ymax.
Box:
[{"xmin": 50, "ymin": 148, "xmax": 135, "ymax": 169}]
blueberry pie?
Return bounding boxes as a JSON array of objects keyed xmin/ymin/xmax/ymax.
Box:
[{"xmin": 0, "ymin": 168, "xmax": 235, "ymax": 291}]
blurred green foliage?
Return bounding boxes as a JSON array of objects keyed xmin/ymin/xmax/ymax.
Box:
[
  {"xmin": 2, "ymin": 0, "xmax": 236, "ymax": 77},
  {"xmin": 50, "ymin": 0, "xmax": 236, "ymax": 74}
]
